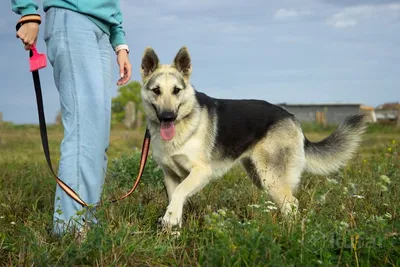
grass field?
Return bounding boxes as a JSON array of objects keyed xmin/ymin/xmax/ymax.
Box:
[{"xmin": 0, "ymin": 123, "xmax": 399, "ymax": 266}]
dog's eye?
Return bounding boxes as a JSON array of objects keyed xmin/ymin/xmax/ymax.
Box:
[
  {"xmin": 151, "ymin": 86, "xmax": 161, "ymax": 95},
  {"xmin": 173, "ymin": 86, "xmax": 181, "ymax": 95}
]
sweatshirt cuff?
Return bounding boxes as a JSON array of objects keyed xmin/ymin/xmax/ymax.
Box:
[
  {"xmin": 12, "ymin": 2, "xmax": 39, "ymax": 16},
  {"xmin": 110, "ymin": 32, "xmax": 126, "ymax": 51},
  {"xmin": 19, "ymin": 5, "xmax": 38, "ymax": 16}
]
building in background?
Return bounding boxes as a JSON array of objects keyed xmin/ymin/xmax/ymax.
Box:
[
  {"xmin": 360, "ymin": 105, "xmax": 377, "ymax": 123},
  {"xmin": 375, "ymin": 102, "xmax": 399, "ymax": 124},
  {"xmin": 278, "ymin": 103, "xmax": 364, "ymax": 125}
]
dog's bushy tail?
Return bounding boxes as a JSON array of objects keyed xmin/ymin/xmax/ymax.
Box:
[{"xmin": 304, "ymin": 114, "xmax": 369, "ymax": 175}]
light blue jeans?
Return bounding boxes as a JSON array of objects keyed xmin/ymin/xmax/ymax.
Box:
[{"xmin": 44, "ymin": 7, "xmax": 112, "ymax": 235}]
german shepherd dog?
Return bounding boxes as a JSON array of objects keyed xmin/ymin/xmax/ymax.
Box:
[{"xmin": 139, "ymin": 46, "xmax": 368, "ymax": 229}]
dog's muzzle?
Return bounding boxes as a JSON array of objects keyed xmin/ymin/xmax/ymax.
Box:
[{"xmin": 159, "ymin": 111, "xmax": 177, "ymax": 122}]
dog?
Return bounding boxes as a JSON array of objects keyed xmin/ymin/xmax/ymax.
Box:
[{"xmin": 139, "ymin": 46, "xmax": 369, "ymax": 229}]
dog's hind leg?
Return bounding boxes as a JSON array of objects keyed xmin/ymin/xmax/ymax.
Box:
[
  {"xmin": 245, "ymin": 135, "xmax": 305, "ymax": 217},
  {"xmin": 246, "ymin": 155, "xmax": 301, "ymax": 216},
  {"xmin": 241, "ymin": 157, "xmax": 264, "ymax": 190}
]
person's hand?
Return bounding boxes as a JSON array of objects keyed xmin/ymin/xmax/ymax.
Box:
[
  {"xmin": 16, "ymin": 22, "xmax": 39, "ymax": 50},
  {"xmin": 116, "ymin": 49, "xmax": 132, "ymax": 86}
]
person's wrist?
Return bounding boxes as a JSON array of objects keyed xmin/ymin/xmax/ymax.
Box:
[
  {"xmin": 117, "ymin": 49, "xmax": 128, "ymax": 56},
  {"xmin": 15, "ymin": 14, "xmax": 41, "ymax": 32},
  {"xmin": 115, "ymin": 44, "xmax": 129, "ymax": 55}
]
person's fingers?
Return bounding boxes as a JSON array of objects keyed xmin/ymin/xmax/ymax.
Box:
[
  {"xmin": 17, "ymin": 29, "xmax": 26, "ymax": 40},
  {"xmin": 26, "ymin": 36, "xmax": 36, "ymax": 45},
  {"xmin": 125, "ymin": 63, "xmax": 132, "ymax": 82},
  {"xmin": 119, "ymin": 61, "xmax": 125, "ymax": 79},
  {"xmin": 119, "ymin": 63, "xmax": 131, "ymax": 85},
  {"xmin": 22, "ymin": 36, "xmax": 36, "ymax": 50}
]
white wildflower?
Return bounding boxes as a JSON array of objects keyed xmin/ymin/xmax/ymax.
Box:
[
  {"xmin": 339, "ymin": 221, "xmax": 349, "ymax": 229},
  {"xmin": 371, "ymin": 215, "xmax": 385, "ymax": 224},
  {"xmin": 10, "ymin": 221, "xmax": 16, "ymax": 225},
  {"xmin": 217, "ymin": 209, "xmax": 227, "ymax": 216},
  {"xmin": 380, "ymin": 175, "xmax": 391, "ymax": 184},
  {"xmin": 352, "ymin": 194, "xmax": 364, "ymax": 199},
  {"xmin": 326, "ymin": 178, "xmax": 339, "ymax": 185},
  {"xmin": 317, "ymin": 194, "xmax": 327, "ymax": 204},
  {"xmin": 248, "ymin": 204, "xmax": 260, "ymax": 209},
  {"xmin": 267, "ymin": 205, "xmax": 278, "ymax": 210},
  {"xmin": 384, "ymin": 212, "xmax": 392, "ymax": 219},
  {"xmin": 171, "ymin": 231, "xmax": 181, "ymax": 237},
  {"xmin": 343, "ymin": 187, "xmax": 348, "ymax": 195},
  {"xmin": 377, "ymin": 182, "xmax": 388, "ymax": 192},
  {"xmin": 0, "ymin": 216, "xmax": 4, "ymax": 219}
]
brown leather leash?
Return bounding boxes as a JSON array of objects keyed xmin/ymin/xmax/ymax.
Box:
[{"xmin": 28, "ymin": 46, "xmax": 151, "ymax": 208}]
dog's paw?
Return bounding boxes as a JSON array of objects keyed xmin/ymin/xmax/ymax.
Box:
[
  {"xmin": 279, "ymin": 197, "xmax": 299, "ymax": 217},
  {"xmin": 161, "ymin": 209, "xmax": 182, "ymax": 230}
]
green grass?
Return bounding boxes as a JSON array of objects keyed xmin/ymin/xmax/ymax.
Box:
[{"xmin": 0, "ymin": 124, "xmax": 399, "ymax": 266}]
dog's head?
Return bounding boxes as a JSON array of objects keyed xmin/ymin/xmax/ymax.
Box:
[{"xmin": 140, "ymin": 46, "xmax": 195, "ymax": 141}]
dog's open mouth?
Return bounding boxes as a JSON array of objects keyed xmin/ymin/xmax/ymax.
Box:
[
  {"xmin": 160, "ymin": 121, "xmax": 175, "ymax": 141},
  {"xmin": 153, "ymin": 107, "xmax": 178, "ymax": 141}
]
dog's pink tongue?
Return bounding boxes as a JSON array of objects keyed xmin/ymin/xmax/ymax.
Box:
[{"xmin": 160, "ymin": 122, "xmax": 175, "ymax": 141}]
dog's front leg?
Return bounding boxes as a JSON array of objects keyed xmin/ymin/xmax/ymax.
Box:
[
  {"xmin": 162, "ymin": 168, "xmax": 180, "ymax": 203},
  {"xmin": 162, "ymin": 165, "xmax": 212, "ymax": 229}
]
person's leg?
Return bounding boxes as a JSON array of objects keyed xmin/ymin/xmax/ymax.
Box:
[
  {"xmin": 44, "ymin": 7, "xmax": 111, "ymax": 235},
  {"xmin": 99, "ymin": 34, "xmax": 112, "ymax": 183}
]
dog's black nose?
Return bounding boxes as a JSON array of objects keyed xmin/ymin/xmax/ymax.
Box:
[{"xmin": 160, "ymin": 111, "xmax": 176, "ymax": 122}]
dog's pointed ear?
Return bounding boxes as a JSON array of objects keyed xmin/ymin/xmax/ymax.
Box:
[
  {"xmin": 141, "ymin": 47, "xmax": 159, "ymax": 79},
  {"xmin": 172, "ymin": 46, "xmax": 192, "ymax": 80}
]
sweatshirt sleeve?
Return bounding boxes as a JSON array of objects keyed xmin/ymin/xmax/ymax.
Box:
[
  {"xmin": 109, "ymin": 4, "xmax": 126, "ymax": 50},
  {"xmin": 11, "ymin": 0, "xmax": 39, "ymax": 16}
]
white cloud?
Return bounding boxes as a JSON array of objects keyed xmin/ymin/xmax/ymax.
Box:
[
  {"xmin": 272, "ymin": 35, "xmax": 311, "ymax": 44},
  {"xmin": 120, "ymin": 0, "xmax": 256, "ymax": 13},
  {"xmin": 157, "ymin": 15, "xmax": 178, "ymax": 22},
  {"xmin": 327, "ymin": 18, "xmax": 358, "ymax": 28},
  {"xmin": 274, "ymin": 8, "xmax": 312, "ymax": 20},
  {"xmin": 327, "ymin": 3, "xmax": 400, "ymax": 28},
  {"xmin": 388, "ymin": 3, "xmax": 400, "ymax": 12},
  {"xmin": 119, "ymin": 1, "xmax": 265, "ymax": 42}
]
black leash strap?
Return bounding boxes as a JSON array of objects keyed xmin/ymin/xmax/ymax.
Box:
[{"xmin": 30, "ymin": 50, "xmax": 88, "ymax": 207}]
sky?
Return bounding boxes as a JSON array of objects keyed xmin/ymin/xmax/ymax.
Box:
[{"xmin": 1, "ymin": 0, "xmax": 399, "ymax": 124}]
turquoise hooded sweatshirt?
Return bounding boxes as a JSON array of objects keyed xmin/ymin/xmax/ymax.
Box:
[{"xmin": 11, "ymin": 0, "xmax": 126, "ymax": 50}]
